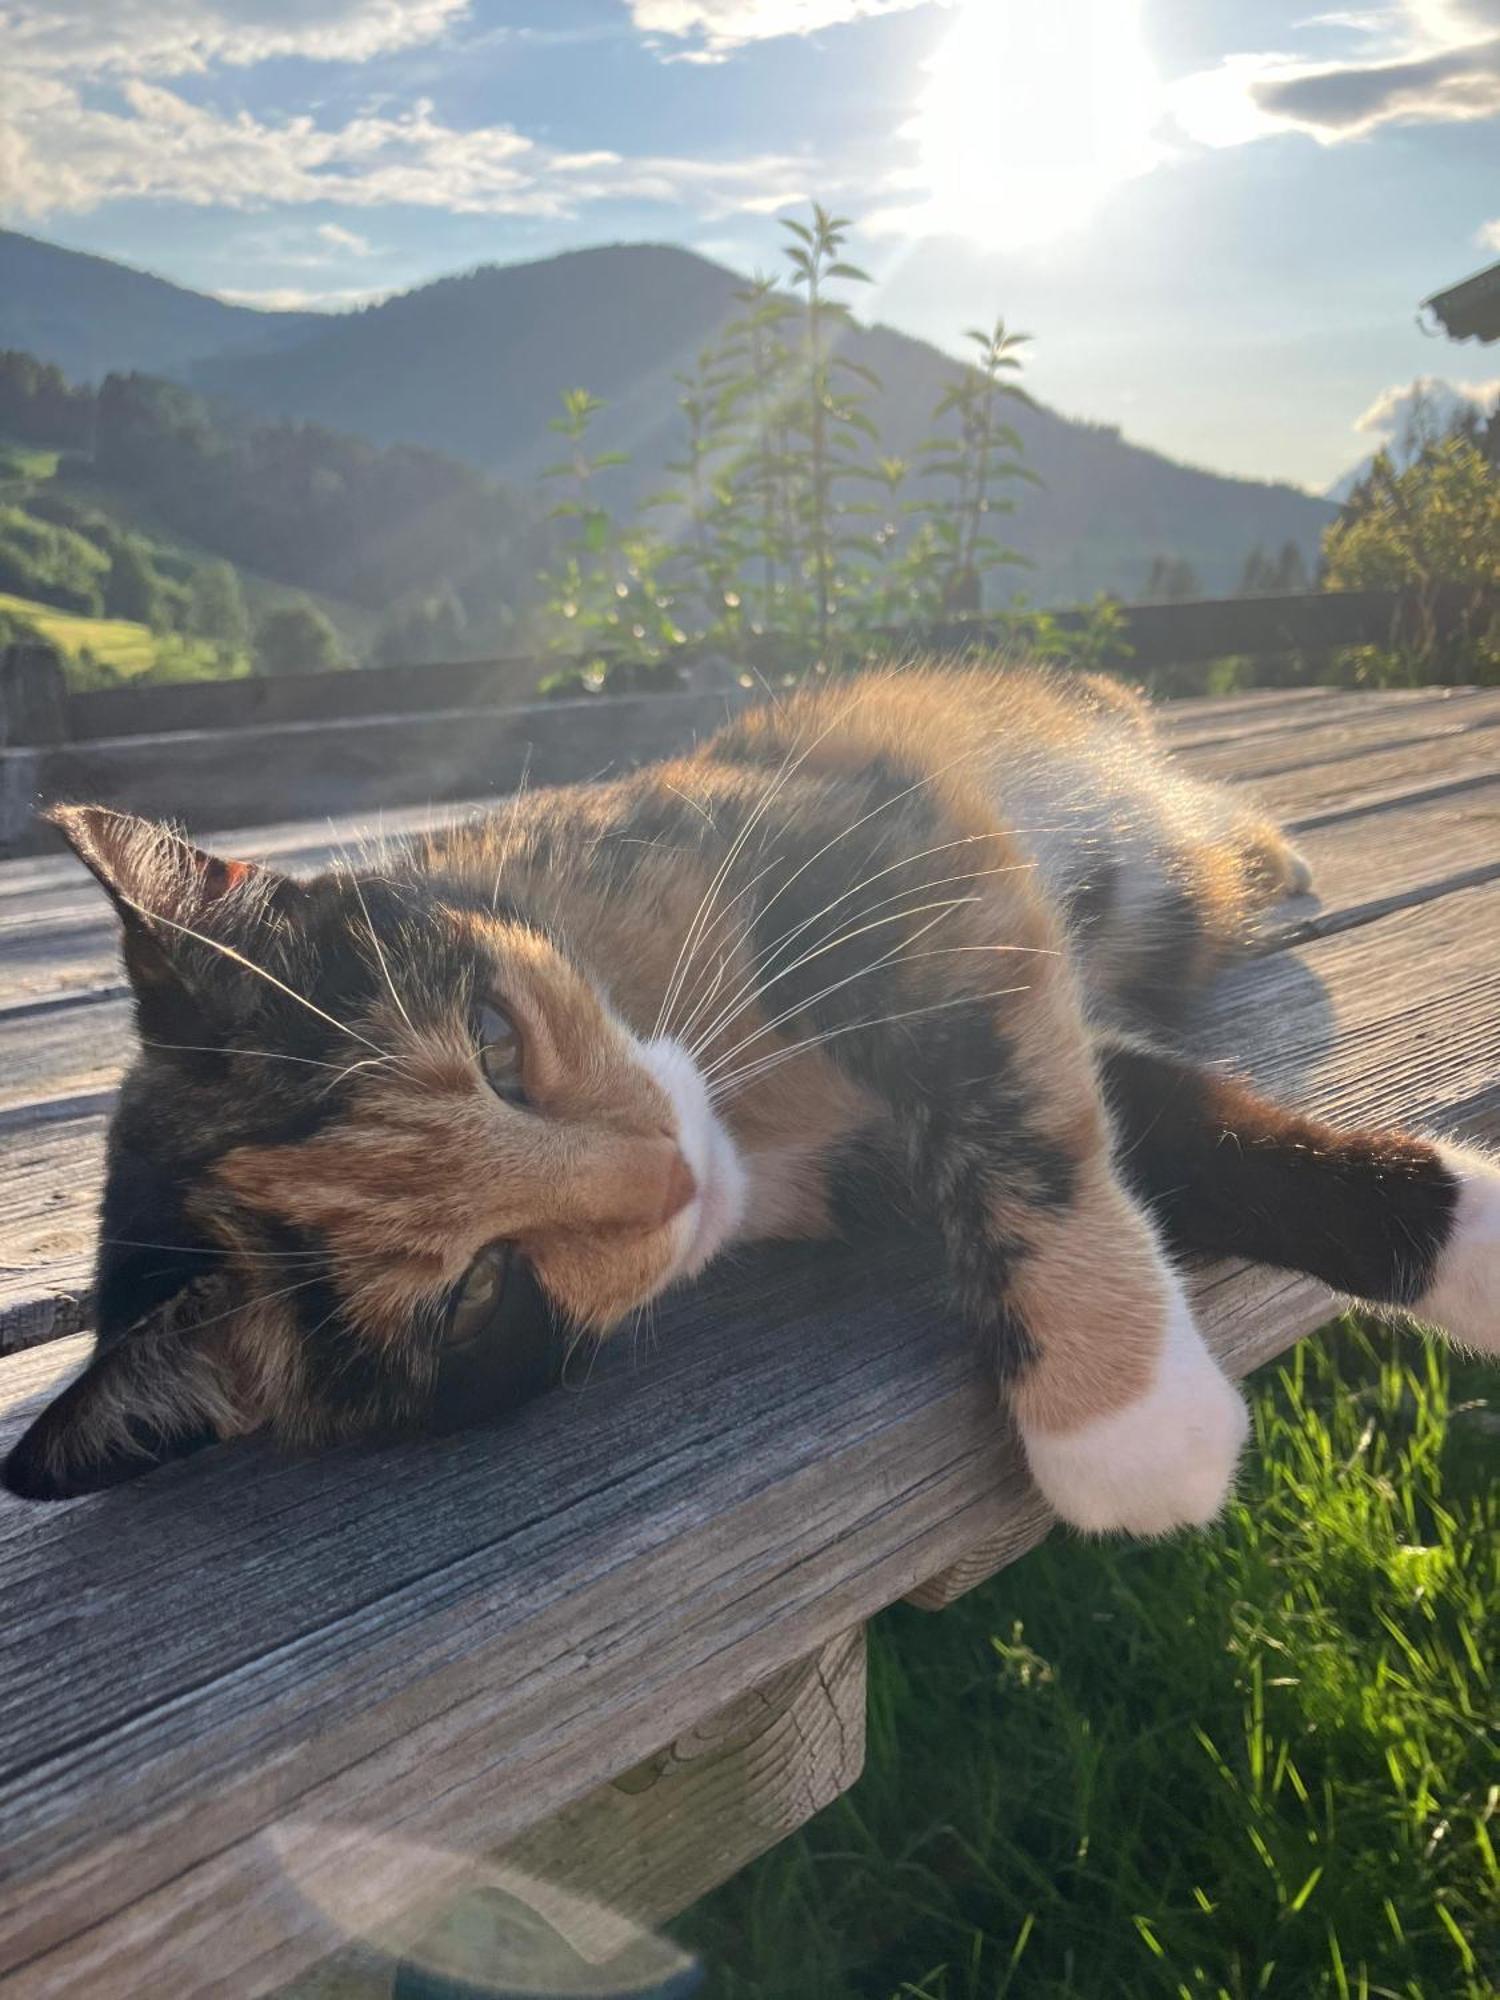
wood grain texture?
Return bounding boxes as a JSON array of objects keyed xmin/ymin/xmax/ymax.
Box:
[
  {"xmin": 275, "ymin": 1629, "xmax": 865, "ymax": 1998},
  {"xmin": 1, "ymin": 690, "xmax": 741, "ymax": 857}
]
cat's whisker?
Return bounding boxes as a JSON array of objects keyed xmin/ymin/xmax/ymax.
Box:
[
  {"xmin": 696, "ymin": 896, "xmax": 988, "ymax": 1085},
  {"xmin": 725, "ymin": 832, "xmax": 1042, "ymax": 991},
  {"xmin": 709, "ymin": 985, "xmax": 1030, "ymax": 1104},
  {"xmin": 491, "ymin": 750, "xmax": 534, "ymax": 913},
  {"xmin": 698, "ymin": 896, "xmax": 1047, "ymax": 1092},
  {"xmin": 560, "ymin": 1321, "xmax": 603, "ymax": 1393},
  {"xmin": 98, "ymin": 1237, "xmax": 329, "ymax": 1264},
  {"xmin": 655, "ymin": 696, "xmax": 870, "ymax": 1042},
  {"xmin": 676, "ymin": 748, "xmax": 1034, "ymax": 1056},
  {"xmin": 665, "ymin": 852, "xmax": 789, "ymax": 1050},
  {"xmin": 686, "ymin": 859, "xmax": 1045, "ymax": 1064},
  {"xmin": 315, "ymin": 1053, "xmax": 406, "ymax": 1098},
  {"xmin": 139, "ymin": 1039, "xmax": 363, "ymax": 1073},
  {"xmin": 122, "ymin": 1272, "xmax": 333, "ymax": 1351},
  {"xmin": 118, "ymin": 895, "xmax": 390, "ymax": 1058},
  {"xmin": 652, "ymin": 744, "xmax": 797, "ymax": 1043},
  {"xmin": 347, "ymin": 870, "xmax": 417, "ymax": 1040}
]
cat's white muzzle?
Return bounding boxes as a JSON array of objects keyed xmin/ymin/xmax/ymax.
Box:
[{"xmin": 639, "ymin": 1037, "xmax": 747, "ymax": 1281}]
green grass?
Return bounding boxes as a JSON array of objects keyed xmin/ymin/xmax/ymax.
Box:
[
  {"xmin": 0, "ymin": 441, "xmax": 61, "ymax": 480},
  {"xmin": 0, "ymin": 590, "xmax": 243, "ymax": 684},
  {"xmin": 678, "ymin": 1325, "xmax": 1497, "ymax": 2000}
]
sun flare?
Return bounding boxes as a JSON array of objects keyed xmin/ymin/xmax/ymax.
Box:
[{"xmin": 908, "ymin": 0, "xmax": 1163, "ymax": 249}]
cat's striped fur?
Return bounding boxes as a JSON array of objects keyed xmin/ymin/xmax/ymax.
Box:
[{"xmin": 7, "ymin": 665, "xmax": 1497, "ymax": 1529}]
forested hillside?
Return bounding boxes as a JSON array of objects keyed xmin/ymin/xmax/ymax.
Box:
[{"xmin": 0, "ymin": 350, "xmax": 546, "ymax": 678}]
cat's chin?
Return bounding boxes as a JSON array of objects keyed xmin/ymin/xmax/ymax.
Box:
[{"xmin": 639, "ymin": 1036, "xmax": 748, "ymax": 1283}]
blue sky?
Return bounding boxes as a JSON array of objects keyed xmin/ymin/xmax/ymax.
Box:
[{"xmin": 6, "ymin": 0, "xmax": 1499, "ymax": 491}]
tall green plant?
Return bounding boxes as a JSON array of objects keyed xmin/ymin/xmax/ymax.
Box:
[
  {"xmin": 718, "ymin": 275, "xmax": 800, "ymax": 636},
  {"xmin": 535, "ymin": 387, "xmax": 682, "ymax": 688},
  {"xmin": 648, "ymin": 346, "xmax": 745, "ymax": 647},
  {"xmin": 780, "ymin": 206, "xmax": 878, "ymax": 651},
  {"xmin": 917, "ymin": 319, "xmax": 1036, "ymax": 614},
  {"xmin": 529, "ymin": 204, "xmax": 1047, "ymax": 685}
]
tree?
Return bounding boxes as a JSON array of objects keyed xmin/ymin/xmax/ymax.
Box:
[
  {"xmin": 103, "ymin": 539, "xmax": 160, "ymax": 624},
  {"xmin": 253, "ymin": 604, "xmax": 346, "ymax": 677},
  {"xmin": 372, "ymin": 583, "xmax": 468, "ymax": 667},
  {"xmin": 1238, "ymin": 541, "xmax": 1308, "ymax": 596},
  {"xmin": 188, "ymin": 560, "xmax": 248, "ymax": 659},
  {"xmin": 1143, "ymin": 555, "xmax": 1200, "ymax": 603},
  {"xmin": 1323, "ymin": 438, "xmax": 1500, "ymax": 680}
]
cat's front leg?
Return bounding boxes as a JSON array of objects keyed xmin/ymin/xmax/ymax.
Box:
[{"xmin": 948, "ymin": 1149, "xmax": 1250, "ymax": 1536}]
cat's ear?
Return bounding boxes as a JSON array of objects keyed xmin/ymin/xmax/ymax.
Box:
[
  {"xmin": 2, "ymin": 1281, "xmax": 244, "ymax": 1502},
  {"xmin": 46, "ymin": 805, "xmax": 296, "ymax": 1033}
]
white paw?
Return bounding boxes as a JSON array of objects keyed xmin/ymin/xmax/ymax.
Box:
[
  {"xmin": 1283, "ymin": 844, "xmax": 1315, "ymax": 895},
  {"xmin": 1414, "ymin": 1145, "xmax": 1500, "ymax": 1355},
  {"xmin": 1019, "ymin": 1286, "xmax": 1250, "ymax": 1536}
]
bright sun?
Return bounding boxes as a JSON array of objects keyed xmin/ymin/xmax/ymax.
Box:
[{"xmin": 908, "ymin": 0, "xmax": 1163, "ymax": 249}]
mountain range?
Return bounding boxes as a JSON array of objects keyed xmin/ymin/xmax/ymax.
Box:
[{"xmin": 1, "ymin": 227, "xmax": 1335, "ymax": 604}]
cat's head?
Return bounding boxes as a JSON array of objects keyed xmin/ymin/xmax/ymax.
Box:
[{"xmin": 4, "ymin": 806, "xmax": 744, "ymax": 1501}]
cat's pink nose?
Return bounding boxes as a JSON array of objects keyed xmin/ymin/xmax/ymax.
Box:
[{"xmin": 658, "ymin": 1150, "xmax": 697, "ymax": 1227}]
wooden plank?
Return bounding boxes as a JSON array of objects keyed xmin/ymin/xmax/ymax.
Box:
[
  {"xmin": 906, "ymin": 1264, "xmax": 1343, "ymax": 1609},
  {"xmin": 1183, "ymin": 687, "xmax": 1500, "ymax": 784},
  {"xmin": 1160, "ymin": 684, "xmax": 1480, "ymax": 752},
  {"xmin": 1, "ymin": 875, "xmax": 1496, "ymax": 1994},
  {"xmin": 2, "ymin": 692, "xmax": 740, "ymax": 857},
  {"xmin": 1265, "ymin": 777, "xmax": 1500, "ymax": 942},
  {"xmin": 1157, "ymin": 685, "xmax": 1351, "ymax": 729},
  {"xmin": 1251, "ymin": 726, "xmax": 1500, "ymax": 818},
  {"xmin": 0, "ymin": 1114, "xmax": 106, "ymax": 1351},
  {"xmin": 281, "ymin": 1629, "xmax": 865, "ymax": 1998},
  {"xmin": 63, "ymin": 654, "xmax": 548, "ymax": 748},
  {"xmin": 0, "ymin": 798, "xmax": 494, "ymax": 931},
  {"xmin": 35, "ymin": 591, "xmax": 1462, "ymax": 750}
]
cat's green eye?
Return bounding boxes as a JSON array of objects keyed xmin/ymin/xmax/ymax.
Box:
[
  {"xmin": 474, "ymin": 1001, "xmax": 524, "ymax": 1098},
  {"xmin": 446, "ymin": 1241, "xmax": 512, "ymax": 1347}
]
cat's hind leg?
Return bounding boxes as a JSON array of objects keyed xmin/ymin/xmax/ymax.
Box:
[{"xmin": 1099, "ymin": 1036, "xmax": 1500, "ymax": 1358}]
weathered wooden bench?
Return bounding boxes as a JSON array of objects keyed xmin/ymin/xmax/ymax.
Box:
[{"xmin": 2, "ymin": 683, "xmax": 1498, "ymax": 1996}]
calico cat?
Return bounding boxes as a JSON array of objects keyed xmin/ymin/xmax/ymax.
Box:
[{"xmin": 6, "ymin": 666, "xmax": 1497, "ymax": 1527}]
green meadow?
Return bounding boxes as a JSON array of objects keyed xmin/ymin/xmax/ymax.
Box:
[
  {"xmin": 681, "ymin": 1324, "xmax": 1497, "ymax": 2000},
  {"xmin": 0, "ymin": 591, "xmax": 242, "ymax": 683}
]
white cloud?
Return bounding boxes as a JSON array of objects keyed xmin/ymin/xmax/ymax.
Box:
[
  {"xmin": 0, "ymin": 20, "xmax": 817, "ymax": 226},
  {"xmin": 5, "ymin": 0, "xmax": 473, "ymax": 78},
  {"xmin": 631, "ymin": 0, "xmax": 932, "ymax": 54},
  {"xmin": 1355, "ymin": 372, "xmax": 1500, "ymax": 443},
  {"xmin": 1480, "ymin": 216, "xmax": 1500, "ymax": 247},
  {"xmin": 216, "ymin": 283, "xmax": 395, "ymax": 310},
  {"xmin": 1170, "ymin": 0, "xmax": 1500, "ymax": 145}
]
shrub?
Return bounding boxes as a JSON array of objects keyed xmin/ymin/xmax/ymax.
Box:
[{"xmin": 253, "ymin": 604, "xmax": 347, "ymax": 677}]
